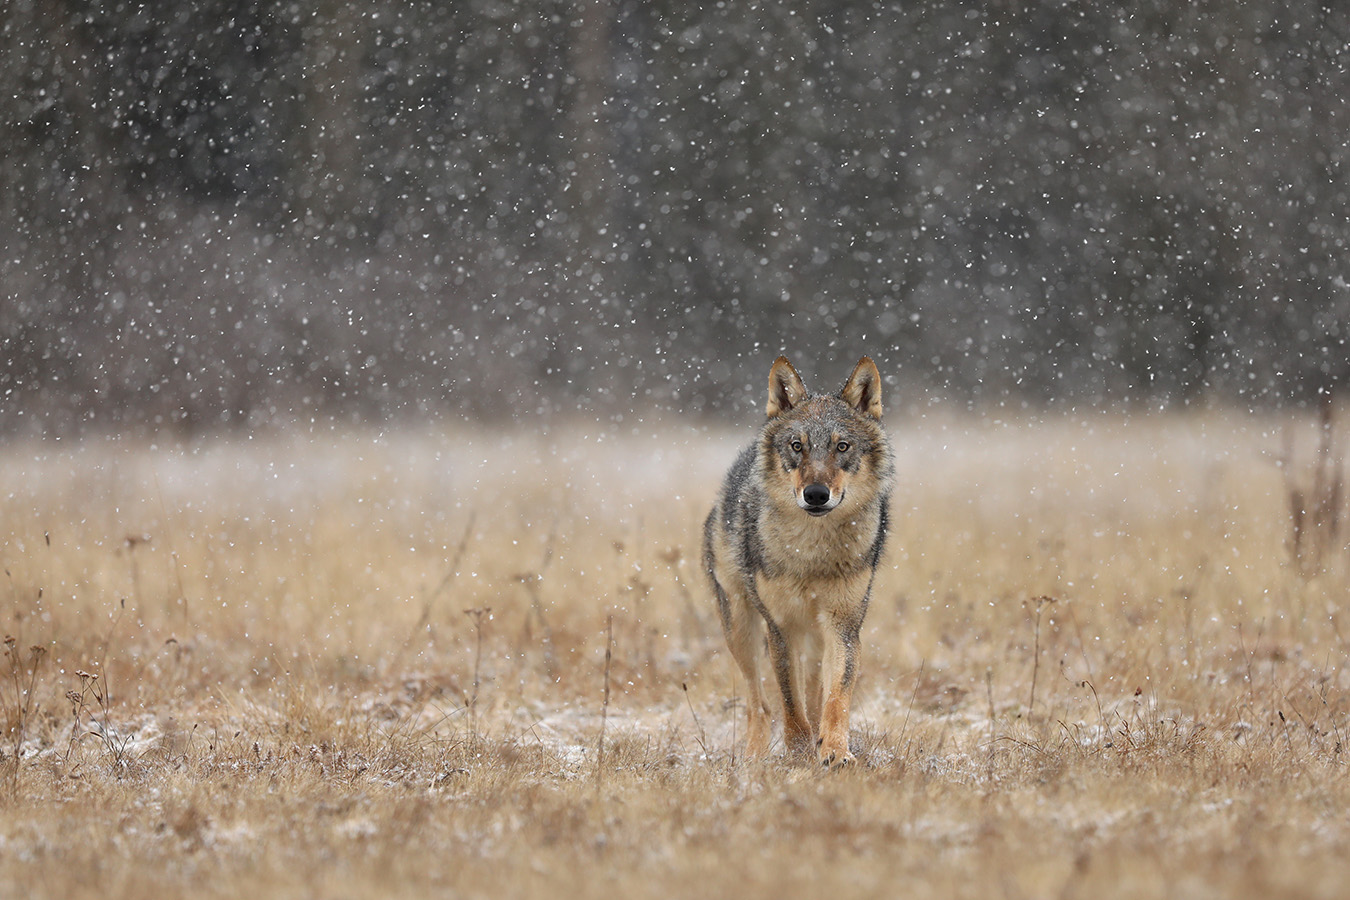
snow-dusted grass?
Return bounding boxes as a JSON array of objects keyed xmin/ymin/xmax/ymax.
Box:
[{"xmin": 2, "ymin": 410, "xmax": 1349, "ymax": 899}]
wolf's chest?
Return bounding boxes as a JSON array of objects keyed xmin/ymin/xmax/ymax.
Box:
[{"xmin": 756, "ymin": 508, "xmax": 878, "ymax": 580}]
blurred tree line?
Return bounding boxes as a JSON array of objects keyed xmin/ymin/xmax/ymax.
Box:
[{"xmin": 2, "ymin": 0, "xmax": 1349, "ymax": 434}]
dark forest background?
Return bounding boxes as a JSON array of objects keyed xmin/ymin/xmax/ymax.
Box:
[{"xmin": 3, "ymin": 1, "xmax": 1350, "ymax": 435}]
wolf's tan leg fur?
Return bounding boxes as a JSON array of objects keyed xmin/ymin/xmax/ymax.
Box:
[
  {"xmin": 735, "ymin": 639, "xmax": 773, "ymax": 761},
  {"xmin": 817, "ymin": 624, "xmax": 859, "ymax": 767},
  {"xmin": 802, "ymin": 643, "xmax": 824, "ymax": 734},
  {"xmin": 716, "ymin": 580, "xmax": 773, "ymax": 759},
  {"xmin": 763, "ymin": 629, "xmax": 815, "ymax": 756}
]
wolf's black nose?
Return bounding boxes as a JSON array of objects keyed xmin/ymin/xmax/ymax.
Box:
[{"xmin": 802, "ymin": 484, "xmax": 831, "ymax": 507}]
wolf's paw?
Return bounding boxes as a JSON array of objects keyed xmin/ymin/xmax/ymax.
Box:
[{"xmin": 817, "ymin": 741, "xmax": 855, "ymax": 770}]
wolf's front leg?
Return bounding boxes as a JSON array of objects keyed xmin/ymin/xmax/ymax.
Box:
[
  {"xmin": 817, "ymin": 615, "xmax": 862, "ymax": 768},
  {"xmin": 764, "ymin": 623, "xmax": 816, "ymax": 756}
]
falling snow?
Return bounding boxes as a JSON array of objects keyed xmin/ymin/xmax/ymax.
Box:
[{"xmin": 1, "ymin": 2, "xmax": 1348, "ymax": 434}]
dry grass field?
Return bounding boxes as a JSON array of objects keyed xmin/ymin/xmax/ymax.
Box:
[{"xmin": 3, "ymin": 409, "xmax": 1350, "ymax": 899}]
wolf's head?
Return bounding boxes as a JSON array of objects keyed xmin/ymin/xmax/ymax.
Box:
[{"xmin": 761, "ymin": 356, "xmax": 890, "ymax": 517}]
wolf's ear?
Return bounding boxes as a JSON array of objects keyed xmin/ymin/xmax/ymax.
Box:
[
  {"xmin": 841, "ymin": 357, "xmax": 883, "ymax": 419},
  {"xmin": 767, "ymin": 356, "xmax": 808, "ymax": 418}
]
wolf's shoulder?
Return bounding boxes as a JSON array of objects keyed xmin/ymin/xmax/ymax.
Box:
[{"xmin": 718, "ymin": 440, "xmax": 765, "ymax": 504}]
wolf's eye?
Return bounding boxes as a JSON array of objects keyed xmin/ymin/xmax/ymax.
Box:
[
  {"xmin": 836, "ymin": 441, "xmax": 850, "ymax": 453},
  {"xmin": 790, "ymin": 440, "xmax": 803, "ymax": 453}
]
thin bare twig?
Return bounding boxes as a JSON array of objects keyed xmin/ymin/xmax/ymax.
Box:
[
  {"xmin": 464, "ymin": 607, "xmax": 492, "ymax": 711},
  {"xmin": 681, "ymin": 682, "xmax": 709, "ymax": 757},
  {"xmin": 897, "ymin": 659, "xmax": 926, "ymax": 751},
  {"xmin": 516, "ymin": 518, "xmax": 559, "ymax": 681},
  {"xmin": 596, "ymin": 615, "xmax": 614, "ymax": 790},
  {"xmin": 1026, "ymin": 595, "xmax": 1056, "ymax": 716},
  {"xmin": 387, "ymin": 513, "xmax": 477, "ymax": 676}
]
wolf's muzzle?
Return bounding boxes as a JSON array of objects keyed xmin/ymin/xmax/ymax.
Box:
[{"xmin": 800, "ymin": 483, "xmax": 838, "ymax": 516}]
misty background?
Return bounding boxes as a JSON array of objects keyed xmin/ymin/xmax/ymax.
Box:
[{"xmin": 3, "ymin": 1, "xmax": 1349, "ymax": 436}]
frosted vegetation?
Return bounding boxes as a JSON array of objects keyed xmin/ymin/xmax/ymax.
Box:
[{"xmin": 3, "ymin": 415, "xmax": 1350, "ymax": 898}]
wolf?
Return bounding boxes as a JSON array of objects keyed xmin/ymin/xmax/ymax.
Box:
[{"xmin": 703, "ymin": 356, "xmax": 894, "ymax": 768}]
